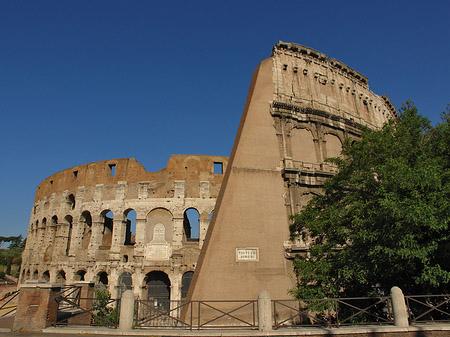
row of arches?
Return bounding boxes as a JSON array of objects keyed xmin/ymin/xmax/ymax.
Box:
[
  {"xmin": 28, "ymin": 207, "xmax": 210, "ymax": 260},
  {"xmin": 21, "ymin": 268, "xmax": 194, "ymax": 303},
  {"xmin": 290, "ymin": 128, "xmax": 343, "ymax": 164}
]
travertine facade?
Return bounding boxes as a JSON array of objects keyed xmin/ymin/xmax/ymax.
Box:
[
  {"xmin": 187, "ymin": 42, "xmax": 397, "ymax": 302},
  {"xmin": 20, "ymin": 155, "xmax": 228, "ymax": 302}
]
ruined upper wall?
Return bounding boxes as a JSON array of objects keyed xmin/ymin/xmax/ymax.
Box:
[
  {"xmin": 272, "ymin": 41, "xmax": 397, "ymax": 129},
  {"xmin": 35, "ymin": 155, "xmax": 228, "ymax": 202}
]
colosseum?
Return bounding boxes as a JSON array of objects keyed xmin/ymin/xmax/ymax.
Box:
[
  {"xmin": 21, "ymin": 41, "xmax": 397, "ymax": 304},
  {"xmin": 20, "ymin": 155, "xmax": 228, "ymax": 302}
]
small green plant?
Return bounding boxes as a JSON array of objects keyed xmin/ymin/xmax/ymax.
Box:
[{"xmin": 91, "ymin": 287, "xmax": 120, "ymax": 326}]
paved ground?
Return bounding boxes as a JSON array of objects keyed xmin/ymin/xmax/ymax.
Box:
[{"xmin": 0, "ymin": 324, "xmax": 446, "ymax": 337}]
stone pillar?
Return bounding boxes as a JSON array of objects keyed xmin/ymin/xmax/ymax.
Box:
[
  {"xmin": 119, "ymin": 290, "xmax": 135, "ymax": 332},
  {"xmin": 134, "ymin": 217, "xmax": 146, "ymax": 251},
  {"xmin": 170, "ymin": 272, "xmax": 182, "ymax": 304},
  {"xmin": 199, "ymin": 217, "xmax": 209, "ymax": 249},
  {"xmin": 391, "ymin": 286, "xmax": 409, "ymax": 328},
  {"xmin": 13, "ymin": 283, "xmax": 61, "ymax": 332},
  {"xmin": 67, "ymin": 282, "xmax": 95, "ymax": 326},
  {"xmin": 88, "ymin": 221, "xmax": 103, "ymax": 258},
  {"xmin": 69, "ymin": 221, "xmax": 82, "ymax": 257},
  {"xmin": 258, "ymin": 290, "xmax": 272, "ymax": 332},
  {"xmin": 172, "ymin": 216, "xmax": 184, "ymax": 249}
]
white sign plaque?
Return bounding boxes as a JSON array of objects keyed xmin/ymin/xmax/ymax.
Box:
[{"xmin": 236, "ymin": 247, "xmax": 259, "ymax": 261}]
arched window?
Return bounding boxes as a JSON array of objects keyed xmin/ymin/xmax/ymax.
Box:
[
  {"xmin": 56, "ymin": 270, "xmax": 66, "ymax": 282},
  {"xmin": 67, "ymin": 194, "xmax": 75, "ymax": 210},
  {"xmin": 101, "ymin": 210, "xmax": 113, "ymax": 247},
  {"xmin": 75, "ymin": 270, "xmax": 86, "ymax": 281},
  {"xmin": 65, "ymin": 215, "xmax": 73, "ymax": 256},
  {"xmin": 97, "ymin": 272, "xmax": 108, "ymax": 289},
  {"xmin": 81, "ymin": 211, "xmax": 92, "ymax": 249},
  {"xmin": 124, "ymin": 209, "xmax": 136, "ymax": 245},
  {"xmin": 43, "ymin": 270, "xmax": 50, "ymax": 282},
  {"xmin": 181, "ymin": 271, "xmax": 194, "ymax": 299},
  {"xmin": 183, "ymin": 208, "xmax": 199, "ymax": 241}
]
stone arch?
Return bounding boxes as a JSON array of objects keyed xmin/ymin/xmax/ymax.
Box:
[
  {"xmin": 100, "ymin": 210, "xmax": 114, "ymax": 247},
  {"xmin": 75, "ymin": 270, "xmax": 86, "ymax": 281},
  {"xmin": 96, "ymin": 271, "xmax": 109, "ymax": 289},
  {"xmin": 56, "ymin": 270, "xmax": 66, "ymax": 282},
  {"xmin": 181, "ymin": 271, "xmax": 194, "ymax": 299},
  {"xmin": 183, "ymin": 208, "xmax": 199, "ymax": 241},
  {"xmin": 145, "ymin": 271, "xmax": 171, "ymax": 310},
  {"xmin": 33, "ymin": 270, "xmax": 39, "ymax": 280},
  {"xmin": 65, "ymin": 215, "xmax": 73, "ymax": 256},
  {"xmin": 146, "ymin": 208, "xmax": 173, "ymax": 245},
  {"xmin": 290, "ymin": 127, "xmax": 318, "ymax": 164},
  {"xmin": 67, "ymin": 193, "xmax": 76, "ymax": 210},
  {"xmin": 80, "ymin": 211, "xmax": 92, "ymax": 250},
  {"xmin": 124, "ymin": 209, "xmax": 136, "ymax": 246},
  {"xmin": 117, "ymin": 271, "xmax": 133, "ymax": 299},
  {"xmin": 43, "ymin": 270, "xmax": 50, "ymax": 282},
  {"xmin": 323, "ymin": 133, "xmax": 343, "ymax": 160}
]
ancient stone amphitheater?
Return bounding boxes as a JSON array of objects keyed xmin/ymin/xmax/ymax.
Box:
[
  {"xmin": 20, "ymin": 155, "xmax": 228, "ymax": 302},
  {"xmin": 20, "ymin": 41, "xmax": 397, "ymax": 303}
]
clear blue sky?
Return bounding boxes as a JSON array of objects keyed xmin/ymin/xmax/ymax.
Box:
[{"xmin": 1, "ymin": 0, "xmax": 449, "ymax": 238}]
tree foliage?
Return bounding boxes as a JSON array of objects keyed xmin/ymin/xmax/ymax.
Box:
[
  {"xmin": 290, "ymin": 102, "xmax": 450, "ymax": 298},
  {"xmin": 0, "ymin": 235, "xmax": 25, "ymax": 276}
]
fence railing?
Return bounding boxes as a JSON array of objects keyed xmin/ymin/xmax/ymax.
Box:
[
  {"xmin": 405, "ymin": 295, "xmax": 450, "ymax": 323},
  {"xmin": 55, "ymin": 285, "xmax": 120, "ymax": 328},
  {"xmin": 273, "ymin": 296, "xmax": 393, "ymax": 328},
  {"xmin": 134, "ymin": 299, "xmax": 257, "ymax": 329}
]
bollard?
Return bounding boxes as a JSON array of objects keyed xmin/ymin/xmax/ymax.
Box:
[
  {"xmin": 257, "ymin": 290, "xmax": 272, "ymax": 332},
  {"xmin": 119, "ymin": 290, "xmax": 135, "ymax": 331},
  {"xmin": 390, "ymin": 286, "xmax": 409, "ymax": 328}
]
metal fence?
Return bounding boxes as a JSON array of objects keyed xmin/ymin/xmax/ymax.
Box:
[
  {"xmin": 405, "ymin": 295, "xmax": 450, "ymax": 323},
  {"xmin": 55, "ymin": 285, "xmax": 120, "ymax": 328},
  {"xmin": 134, "ymin": 299, "xmax": 257, "ymax": 329},
  {"xmin": 273, "ymin": 297, "xmax": 393, "ymax": 328}
]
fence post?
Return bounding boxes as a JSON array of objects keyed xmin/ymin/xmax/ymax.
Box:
[
  {"xmin": 390, "ymin": 286, "xmax": 409, "ymax": 327},
  {"xmin": 258, "ymin": 290, "xmax": 272, "ymax": 332},
  {"xmin": 119, "ymin": 290, "xmax": 135, "ymax": 331}
]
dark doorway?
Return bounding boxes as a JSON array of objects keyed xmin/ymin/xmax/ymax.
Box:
[{"xmin": 146, "ymin": 271, "xmax": 171, "ymax": 311}]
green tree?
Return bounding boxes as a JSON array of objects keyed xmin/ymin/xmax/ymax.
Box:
[
  {"xmin": 0, "ymin": 235, "xmax": 25, "ymax": 276},
  {"xmin": 290, "ymin": 102, "xmax": 450, "ymax": 298}
]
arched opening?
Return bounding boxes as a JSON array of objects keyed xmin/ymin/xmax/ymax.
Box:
[
  {"xmin": 43, "ymin": 270, "xmax": 50, "ymax": 282},
  {"xmin": 324, "ymin": 133, "xmax": 343, "ymax": 160},
  {"xmin": 75, "ymin": 270, "xmax": 86, "ymax": 281},
  {"xmin": 65, "ymin": 215, "xmax": 73, "ymax": 256},
  {"xmin": 117, "ymin": 272, "xmax": 133, "ymax": 299},
  {"xmin": 101, "ymin": 210, "xmax": 113, "ymax": 247},
  {"xmin": 181, "ymin": 271, "xmax": 194, "ymax": 300},
  {"xmin": 145, "ymin": 271, "xmax": 171, "ymax": 311},
  {"xmin": 81, "ymin": 211, "xmax": 92, "ymax": 250},
  {"xmin": 291, "ymin": 128, "xmax": 318, "ymax": 164},
  {"xmin": 183, "ymin": 208, "xmax": 199, "ymax": 241},
  {"xmin": 33, "ymin": 270, "xmax": 39, "ymax": 280},
  {"xmin": 67, "ymin": 194, "xmax": 75, "ymax": 210},
  {"xmin": 26, "ymin": 270, "xmax": 30, "ymax": 280},
  {"xmin": 56, "ymin": 270, "xmax": 66, "ymax": 282},
  {"xmin": 124, "ymin": 209, "xmax": 136, "ymax": 246},
  {"xmin": 146, "ymin": 208, "xmax": 172, "ymax": 245},
  {"xmin": 97, "ymin": 272, "xmax": 108, "ymax": 289}
]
